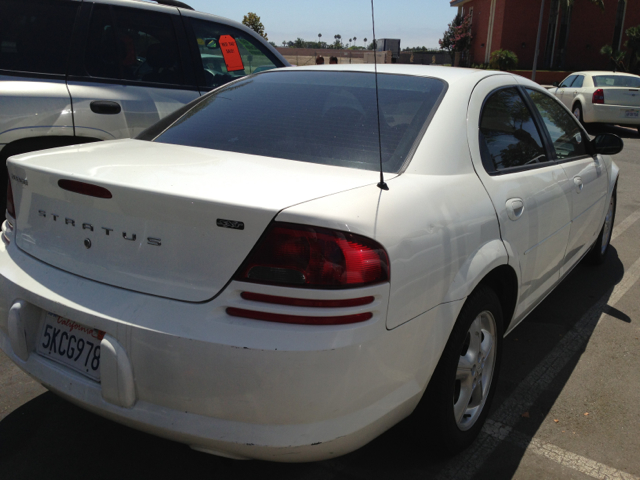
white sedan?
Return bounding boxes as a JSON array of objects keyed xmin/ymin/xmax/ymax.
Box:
[
  {"xmin": 0, "ymin": 65, "xmax": 621, "ymax": 462},
  {"xmin": 550, "ymin": 70, "xmax": 640, "ymax": 133}
]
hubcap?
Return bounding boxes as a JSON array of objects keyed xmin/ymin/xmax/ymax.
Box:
[
  {"xmin": 601, "ymin": 196, "xmax": 615, "ymax": 255},
  {"xmin": 573, "ymin": 107, "xmax": 580, "ymax": 119},
  {"xmin": 454, "ymin": 310, "xmax": 497, "ymax": 431}
]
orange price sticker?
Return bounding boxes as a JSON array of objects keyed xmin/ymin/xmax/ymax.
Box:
[{"xmin": 219, "ymin": 35, "xmax": 244, "ymax": 72}]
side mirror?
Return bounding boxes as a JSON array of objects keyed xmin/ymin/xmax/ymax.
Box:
[
  {"xmin": 593, "ymin": 133, "xmax": 624, "ymax": 155},
  {"xmin": 552, "ymin": 81, "xmax": 559, "ymax": 87}
]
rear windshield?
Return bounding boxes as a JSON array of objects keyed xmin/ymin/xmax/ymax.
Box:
[
  {"xmin": 154, "ymin": 71, "xmax": 446, "ymax": 173},
  {"xmin": 593, "ymin": 75, "xmax": 640, "ymax": 88}
]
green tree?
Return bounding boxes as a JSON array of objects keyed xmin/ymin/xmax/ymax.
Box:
[
  {"xmin": 242, "ymin": 12, "xmax": 268, "ymax": 40},
  {"xmin": 439, "ymin": 13, "xmax": 473, "ymax": 65},
  {"xmin": 600, "ymin": 24, "xmax": 640, "ymax": 73},
  {"xmin": 489, "ymin": 49, "xmax": 519, "ymax": 71}
]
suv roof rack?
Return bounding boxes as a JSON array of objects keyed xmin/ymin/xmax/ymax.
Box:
[{"xmin": 154, "ymin": 0, "xmax": 194, "ymax": 10}]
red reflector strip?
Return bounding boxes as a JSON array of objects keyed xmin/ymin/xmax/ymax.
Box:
[
  {"xmin": 226, "ymin": 307, "xmax": 372, "ymax": 325},
  {"xmin": 241, "ymin": 292, "xmax": 374, "ymax": 308},
  {"xmin": 58, "ymin": 180, "xmax": 112, "ymax": 199}
]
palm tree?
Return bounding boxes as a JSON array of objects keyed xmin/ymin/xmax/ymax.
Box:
[
  {"xmin": 318, "ymin": 33, "xmax": 322, "ymax": 43},
  {"xmin": 353, "ymin": 36, "xmax": 357, "ymax": 48},
  {"xmin": 364, "ymin": 37, "xmax": 368, "ymax": 49}
]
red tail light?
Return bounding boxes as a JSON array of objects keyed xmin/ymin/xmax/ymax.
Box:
[
  {"xmin": 592, "ymin": 89, "xmax": 604, "ymax": 104},
  {"xmin": 240, "ymin": 292, "xmax": 374, "ymax": 307},
  {"xmin": 234, "ymin": 222, "xmax": 390, "ymax": 288},
  {"xmin": 6, "ymin": 179, "xmax": 15, "ymax": 218},
  {"xmin": 58, "ymin": 179, "xmax": 112, "ymax": 198},
  {"xmin": 226, "ymin": 308, "xmax": 372, "ymax": 325}
]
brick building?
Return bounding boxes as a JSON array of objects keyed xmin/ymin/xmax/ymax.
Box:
[{"xmin": 451, "ymin": 0, "xmax": 640, "ymax": 70}]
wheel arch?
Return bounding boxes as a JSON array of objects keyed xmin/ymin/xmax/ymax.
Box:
[
  {"xmin": 571, "ymin": 99, "xmax": 582, "ymax": 112},
  {"xmin": 442, "ymin": 239, "xmax": 519, "ymax": 332},
  {"xmin": 474, "ymin": 265, "xmax": 518, "ymax": 332},
  {"xmin": 0, "ymin": 136, "xmax": 102, "ymax": 163}
]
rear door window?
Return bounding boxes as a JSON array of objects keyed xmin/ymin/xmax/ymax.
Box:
[
  {"xmin": 83, "ymin": 4, "xmax": 185, "ymax": 85},
  {"xmin": 189, "ymin": 18, "xmax": 281, "ymax": 89},
  {"xmin": 479, "ymin": 87, "xmax": 548, "ymax": 172},
  {"xmin": 571, "ymin": 75, "xmax": 584, "ymax": 88},
  {"xmin": 0, "ymin": 0, "xmax": 79, "ymax": 75}
]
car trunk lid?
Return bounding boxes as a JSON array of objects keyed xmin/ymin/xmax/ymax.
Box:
[
  {"xmin": 8, "ymin": 139, "xmax": 383, "ymax": 302},
  {"xmin": 602, "ymin": 88, "xmax": 640, "ymax": 107}
]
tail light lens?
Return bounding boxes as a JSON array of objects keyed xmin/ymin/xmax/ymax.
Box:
[
  {"xmin": 6, "ymin": 179, "xmax": 15, "ymax": 218},
  {"xmin": 234, "ymin": 222, "xmax": 390, "ymax": 288},
  {"xmin": 592, "ymin": 89, "xmax": 604, "ymax": 104}
]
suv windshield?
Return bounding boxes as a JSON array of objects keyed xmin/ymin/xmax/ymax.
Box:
[{"xmin": 154, "ymin": 71, "xmax": 446, "ymax": 173}]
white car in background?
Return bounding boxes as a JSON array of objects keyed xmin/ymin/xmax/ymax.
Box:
[
  {"xmin": 0, "ymin": 65, "xmax": 622, "ymax": 462},
  {"xmin": 551, "ymin": 71, "xmax": 640, "ymax": 133}
]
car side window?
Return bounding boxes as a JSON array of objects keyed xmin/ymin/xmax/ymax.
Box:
[
  {"xmin": 479, "ymin": 87, "xmax": 548, "ymax": 172},
  {"xmin": 559, "ymin": 75, "xmax": 576, "ymax": 88},
  {"xmin": 189, "ymin": 18, "xmax": 279, "ymax": 89},
  {"xmin": 571, "ymin": 75, "xmax": 584, "ymax": 88},
  {"xmin": 527, "ymin": 89, "xmax": 589, "ymax": 160},
  {"xmin": 0, "ymin": 0, "xmax": 79, "ymax": 75},
  {"xmin": 83, "ymin": 4, "xmax": 184, "ymax": 85}
]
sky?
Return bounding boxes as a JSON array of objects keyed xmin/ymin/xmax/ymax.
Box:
[{"xmin": 186, "ymin": 0, "xmax": 456, "ymax": 49}]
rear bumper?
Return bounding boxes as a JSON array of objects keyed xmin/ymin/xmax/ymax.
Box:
[
  {"xmin": 0, "ymin": 224, "xmax": 459, "ymax": 461},
  {"xmin": 583, "ymin": 103, "xmax": 640, "ymax": 125}
]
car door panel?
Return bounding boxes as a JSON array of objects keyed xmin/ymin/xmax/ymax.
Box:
[
  {"xmin": 524, "ymin": 88, "xmax": 609, "ymax": 274},
  {"xmin": 558, "ymin": 157, "xmax": 608, "ymax": 271},
  {"xmin": 68, "ymin": 2, "xmax": 200, "ymax": 141},
  {"xmin": 468, "ymin": 76, "xmax": 572, "ymax": 322},
  {"xmin": 69, "ymin": 82, "xmax": 198, "ymax": 140}
]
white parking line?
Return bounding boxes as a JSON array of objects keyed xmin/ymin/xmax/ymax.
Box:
[
  {"xmin": 484, "ymin": 420, "xmax": 640, "ymax": 480},
  {"xmin": 438, "ymin": 254, "xmax": 640, "ymax": 480},
  {"xmin": 611, "ymin": 209, "xmax": 640, "ymax": 242}
]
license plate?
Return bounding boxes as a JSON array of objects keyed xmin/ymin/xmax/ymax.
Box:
[
  {"xmin": 623, "ymin": 109, "xmax": 639, "ymax": 118},
  {"xmin": 36, "ymin": 312, "xmax": 104, "ymax": 381}
]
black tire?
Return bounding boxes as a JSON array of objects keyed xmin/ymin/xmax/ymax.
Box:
[
  {"xmin": 636, "ymin": 126, "xmax": 640, "ymax": 137},
  {"xmin": 420, "ymin": 285, "xmax": 504, "ymax": 454},
  {"xmin": 573, "ymin": 103, "xmax": 584, "ymax": 125},
  {"xmin": 588, "ymin": 188, "xmax": 617, "ymax": 265}
]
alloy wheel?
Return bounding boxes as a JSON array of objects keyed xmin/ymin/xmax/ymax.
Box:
[{"xmin": 454, "ymin": 310, "xmax": 497, "ymax": 431}]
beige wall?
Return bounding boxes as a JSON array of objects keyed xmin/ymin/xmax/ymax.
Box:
[{"xmin": 276, "ymin": 48, "xmax": 391, "ymax": 66}]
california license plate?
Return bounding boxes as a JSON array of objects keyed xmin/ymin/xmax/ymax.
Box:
[
  {"xmin": 623, "ymin": 109, "xmax": 639, "ymax": 118},
  {"xmin": 36, "ymin": 312, "xmax": 104, "ymax": 381}
]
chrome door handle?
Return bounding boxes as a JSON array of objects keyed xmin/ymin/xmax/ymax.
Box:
[
  {"xmin": 574, "ymin": 176, "xmax": 583, "ymax": 193},
  {"xmin": 506, "ymin": 198, "xmax": 524, "ymax": 221}
]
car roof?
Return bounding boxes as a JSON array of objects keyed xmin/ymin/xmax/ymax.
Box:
[
  {"xmin": 572, "ymin": 71, "xmax": 640, "ymax": 77},
  {"xmin": 281, "ymin": 64, "xmax": 514, "ymax": 84}
]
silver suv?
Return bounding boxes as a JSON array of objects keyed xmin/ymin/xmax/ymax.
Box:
[{"xmin": 0, "ymin": 0, "xmax": 288, "ymax": 210}]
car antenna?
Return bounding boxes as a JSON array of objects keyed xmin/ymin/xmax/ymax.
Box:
[{"xmin": 371, "ymin": 0, "xmax": 389, "ymax": 191}]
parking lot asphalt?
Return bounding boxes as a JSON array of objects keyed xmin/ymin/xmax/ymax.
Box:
[{"xmin": 1, "ymin": 125, "xmax": 639, "ymax": 480}]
